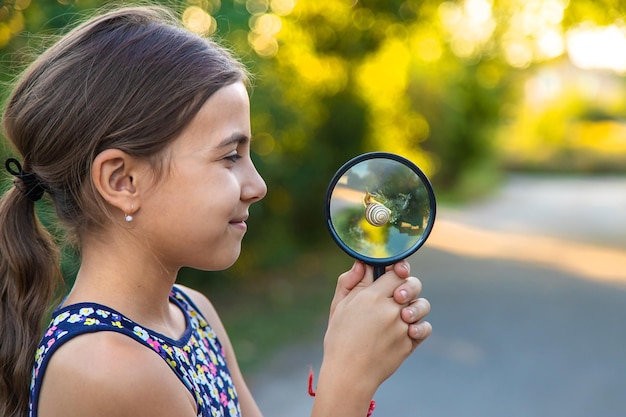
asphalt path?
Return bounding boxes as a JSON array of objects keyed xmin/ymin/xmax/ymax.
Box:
[{"xmin": 247, "ymin": 174, "xmax": 626, "ymax": 417}]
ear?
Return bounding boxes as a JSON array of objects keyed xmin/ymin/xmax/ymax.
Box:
[{"xmin": 92, "ymin": 149, "xmax": 142, "ymax": 216}]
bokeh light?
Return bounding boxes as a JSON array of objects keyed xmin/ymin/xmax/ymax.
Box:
[
  {"xmin": 439, "ymin": 0, "xmax": 496, "ymax": 59},
  {"xmin": 270, "ymin": 0, "xmax": 295, "ymax": 16},
  {"xmin": 566, "ymin": 23, "xmax": 626, "ymax": 73},
  {"xmin": 248, "ymin": 32, "xmax": 279, "ymax": 57},
  {"xmin": 182, "ymin": 6, "xmax": 217, "ymax": 35},
  {"xmin": 252, "ymin": 132, "xmax": 276, "ymax": 156},
  {"xmin": 250, "ymin": 13, "xmax": 282, "ymax": 36},
  {"xmin": 246, "ymin": 0, "xmax": 269, "ymax": 15}
]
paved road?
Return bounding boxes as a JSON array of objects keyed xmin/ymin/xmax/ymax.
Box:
[{"xmin": 247, "ymin": 174, "xmax": 626, "ymax": 417}]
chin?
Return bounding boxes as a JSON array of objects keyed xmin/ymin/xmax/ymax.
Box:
[{"xmin": 197, "ymin": 248, "xmax": 242, "ymax": 272}]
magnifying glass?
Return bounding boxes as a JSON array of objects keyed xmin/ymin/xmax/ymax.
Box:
[{"xmin": 324, "ymin": 152, "xmax": 436, "ymax": 279}]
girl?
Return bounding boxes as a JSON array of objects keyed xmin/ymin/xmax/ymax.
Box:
[{"xmin": 0, "ymin": 6, "xmax": 432, "ymax": 417}]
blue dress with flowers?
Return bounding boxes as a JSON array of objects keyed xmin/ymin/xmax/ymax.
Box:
[{"xmin": 28, "ymin": 286, "xmax": 241, "ymax": 417}]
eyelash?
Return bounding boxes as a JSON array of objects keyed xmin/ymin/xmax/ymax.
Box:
[{"xmin": 225, "ymin": 154, "xmax": 242, "ymax": 163}]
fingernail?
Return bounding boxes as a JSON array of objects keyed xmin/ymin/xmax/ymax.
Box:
[
  {"xmin": 400, "ymin": 289, "xmax": 408, "ymax": 301},
  {"xmin": 412, "ymin": 324, "xmax": 423, "ymax": 338}
]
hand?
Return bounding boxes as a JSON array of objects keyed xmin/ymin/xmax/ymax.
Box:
[
  {"xmin": 330, "ymin": 260, "xmax": 432, "ymax": 349},
  {"xmin": 312, "ymin": 261, "xmax": 432, "ymax": 416},
  {"xmin": 322, "ymin": 268, "xmax": 417, "ymax": 391}
]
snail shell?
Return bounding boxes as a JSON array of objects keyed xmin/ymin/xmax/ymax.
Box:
[{"xmin": 363, "ymin": 192, "xmax": 391, "ymax": 227}]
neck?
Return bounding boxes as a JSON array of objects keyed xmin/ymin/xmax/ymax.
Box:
[{"xmin": 65, "ymin": 229, "xmax": 184, "ymax": 338}]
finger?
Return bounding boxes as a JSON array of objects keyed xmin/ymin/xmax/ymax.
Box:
[
  {"xmin": 370, "ymin": 269, "xmax": 406, "ymax": 297},
  {"xmin": 337, "ymin": 261, "xmax": 365, "ymax": 291},
  {"xmin": 409, "ymin": 321, "xmax": 432, "ymax": 348},
  {"xmin": 336, "ymin": 260, "xmax": 366, "ymax": 294},
  {"xmin": 393, "ymin": 260, "xmax": 410, "ymax": 278},
  {"xmin": 361, "ymin": 263, "xmax": 375, "ymax": 285},
  {"xmin": 401, "ymin": 298, "xmax": 430, "ymax": 324},
  {"xmin": 384, "ymin": 260, "xmax": 410, "ymax": 277},
  {"xmin": 330, "ymin": 261, "xmax": 366, "ymax": 317},
  {"xmin": 393, "ymin": 276, "xmax": 422, "ymax": 305}
]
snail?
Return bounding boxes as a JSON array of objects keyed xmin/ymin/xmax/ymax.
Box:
[{"xmin": 363, "ymin": 191, "xmax": 391, "ymax": 227}]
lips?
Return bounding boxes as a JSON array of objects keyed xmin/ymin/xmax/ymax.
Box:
[{"xmin": 230, "ymin": 215, "xmax": 248, "ymax": 224}]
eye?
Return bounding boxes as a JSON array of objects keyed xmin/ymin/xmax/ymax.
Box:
[{"xmin": 224, "ymin": 153, "xmax": 242, "ymax": 163}]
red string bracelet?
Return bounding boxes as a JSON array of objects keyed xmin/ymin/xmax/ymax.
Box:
[{"xmin": 308, "ymin": 368, "xmax": 376, "ymax": 417}]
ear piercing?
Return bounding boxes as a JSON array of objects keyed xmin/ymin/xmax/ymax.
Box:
[{"xmin": 125, "ymin": 203, "xmax": 134, "ymax": 222}]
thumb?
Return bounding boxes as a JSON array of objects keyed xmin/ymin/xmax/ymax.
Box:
[
  {"xmin": 360, "ymin": 263, "xmax": 375, "ymax": 286},
  {"xmin": 330, "ymin": 260, "xmax": 366, "ymax": 318},
  {"xmin": 336, "ymin": 260, "xmax": 366, "ymax": 295}
]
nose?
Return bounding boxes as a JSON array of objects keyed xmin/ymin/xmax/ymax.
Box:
[{"xmin": 243, "ymin": 160, "xmax": 267, "ymax": 203}]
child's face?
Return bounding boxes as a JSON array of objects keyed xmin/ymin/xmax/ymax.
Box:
[{"xmin": 139, "ymin": 81, "xmax": 267, "ymax": 271}]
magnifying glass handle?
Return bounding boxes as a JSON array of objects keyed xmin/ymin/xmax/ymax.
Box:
[{"xmin": 373, "ymin": 265, "xmax": 385, "ymax": 280}]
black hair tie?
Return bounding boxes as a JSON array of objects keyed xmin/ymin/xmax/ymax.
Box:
[{"xmin": 5, "ymin": 158, "xmax": 48, "ymax": 202}]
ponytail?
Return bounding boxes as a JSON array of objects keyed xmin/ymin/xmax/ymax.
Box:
[{"xmin": 0, "ymin": 187, "xmax": 62, "ymax": 417}]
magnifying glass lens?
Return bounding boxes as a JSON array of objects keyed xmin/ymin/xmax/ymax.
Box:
[{"xmin": 325, "ymin": 153, "xmax": 436, "ymax": 277}]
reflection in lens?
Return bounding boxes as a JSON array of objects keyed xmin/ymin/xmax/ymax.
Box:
[
  {"xmin": 328, "ymin": 158, "xmax": 432, "ymax": 259},
  {"xmin": 364, "ymin": 192, "xmax": 391, "ymax": 227}
]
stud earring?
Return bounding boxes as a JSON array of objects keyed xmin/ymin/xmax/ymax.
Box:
[{"xmin": 125, "ymin": 203, "xmax": 134, "ymax": 223}]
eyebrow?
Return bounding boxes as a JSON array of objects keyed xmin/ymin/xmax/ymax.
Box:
[{"xmin": 216, "ymin": 133, "xmax": 251, "ymax": 149}]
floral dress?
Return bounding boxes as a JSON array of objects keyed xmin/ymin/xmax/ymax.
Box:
[{"xmin": 28, "ymin": 286, "xmax": 241, "ymax": 417}]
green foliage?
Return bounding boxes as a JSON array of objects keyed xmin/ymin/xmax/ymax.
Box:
[{"xmin": 2, "ymin": 0, "xmax": 626, "ymax": 286}]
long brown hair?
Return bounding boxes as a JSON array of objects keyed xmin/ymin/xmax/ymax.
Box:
[{"xmin": 0, "ymin": 6, "xmax": 247, "ymax": 416}]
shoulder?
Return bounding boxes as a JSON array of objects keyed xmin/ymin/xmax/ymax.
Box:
[{"xmin": 37, "ymin": 331, "xmax": 196, "ymax": 417}]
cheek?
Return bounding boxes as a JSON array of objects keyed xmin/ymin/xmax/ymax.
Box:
[
  {"xmin": 204, "ymin": 173, "xmax": 241, "ymax": 201},
  {"xmin": 148, "ymin": 170, "xmax": 241, "ymax": 231},
  {"xmin": 192, "ymin": 180, "xmax": 240, "ymax": 224}
]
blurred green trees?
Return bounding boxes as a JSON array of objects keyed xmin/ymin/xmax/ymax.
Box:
[{"xmin": 1, "ymin": 0, "xmax": 626, "ymax": 280}]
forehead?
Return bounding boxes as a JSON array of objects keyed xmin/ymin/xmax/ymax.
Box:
[
  {"xmin": 175, "ymin": 82, "xmax": 251, "ymax": 151},
  {"xmin": 196, "ymin": 82, "xmax": 250, "ymax": 128}
]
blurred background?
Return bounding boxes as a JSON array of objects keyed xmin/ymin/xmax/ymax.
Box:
[{"xmin": 1, "ymin": 0, "xmax": 625, "ymax": 415}]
